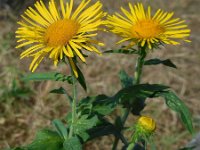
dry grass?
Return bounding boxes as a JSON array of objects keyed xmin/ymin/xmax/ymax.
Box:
[{"xmin": 0, "ymin": 0, "xmax": 200, "ymax": 150}]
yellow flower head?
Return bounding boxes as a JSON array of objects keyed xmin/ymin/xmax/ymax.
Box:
[
  {"xmin": 137, "ymin": 116, "xmax": 156, "ymax": 133},
  {"xmin": 107, "ymin": 3, "xmax": 191, "ymax": 49},
  {"xmin": 16, "ymin": 0, "xmax": 105, "ymax": 77}
]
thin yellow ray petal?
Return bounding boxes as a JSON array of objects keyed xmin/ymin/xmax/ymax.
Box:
[
  {"xmin": 36, "ymin": 0, "xmax": 54, "ymax": 22},
  {"xmin": 49, "ymin": 0, "xmax": 60, "ymax": 21},
  {"xmin": 128, "ymin": 3, "xmax": 139, "ymax": 22},
  {"xmin": 69, "ymin": 41, "xmax": 86, "ymax": 62},
  {"xmin": 165, "ymin": 29, "xmax": 190, "ymax": 34},
  {"xmin": 166, "ymin": 25, "xmax": 188, "ymax": 30},
  {"xmin": 26, "ymin": 7, "xmax": 50, "ymax": 26},
  {"xmin": 71, "ymin": 0, "xmax": 91, "ymax": 20},
  {"xmin": 67, "ymin": 45, "xmax": 74, "ymax": 57},
  {"xmin": 16, "ymin": 41, "xmax": 35, "ymax": 48},
  {"xmin": 152, "ymin": 9, "xmax": 161, "ymax": 20},
  {"xmin": 31, "ymin": 53, "xmax": 46, "ymax": 72},
  {"xmin": 63, "ymin": 46, "xmax": 71, "ymax": 57},
  {"xmin": 116, "ymin": 38, "xmax": 132, "ymax": 44},
  {"xmin": 184, "ymin": 39, "xmax": 191, "ymax": 42},
  {"xmin": 77, "ymin": 1, "xmax": 102, "ymax": 22},
  {"xmin": 147, "ymin": 6, "xmax": 151, "ymax": 19},
  {"xmin": 159, "ymin": 12, "xmax": 174, "ymax": 24},
  {"xmin": 20, "ymin": 44, "xmax": 44, "ymax": 58},
  {"xmin": 141, "ymin": 39, "xmax": 146, "ymax": 47},
  {"xmin": 49, "ymin": 47, "xmax": 60, "ymax": 58},
  {"xmin": 60, "ymin": 0, "xmax": 65, "ymax": 18},
  {"xmin": 65, "ymin": 0, "xmax": 73, "ymax": 18},
  {"xmin": 29, "ymin": 53, "xmax": 41, "ymax": 71}
]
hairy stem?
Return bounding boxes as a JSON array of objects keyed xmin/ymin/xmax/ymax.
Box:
[
  {"xmin": 69, "ymin": 68, "xmax": 77, "ymax": 138},
  {"xmin": 134, "ymin": 46, "xmax": 147, "ymax": 84},
  {"xmin": 112, "ymin": 46, "xmax": 147, "ymax": 150},
  {"xmin": 112, "ymin": 108, "xmax": 130, "ymax": 150}
]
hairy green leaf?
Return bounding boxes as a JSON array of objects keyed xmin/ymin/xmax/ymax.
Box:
[
  {"xmin": 93, "ymin": 104, "xmax": 114, "ymax": 115},
  {"xmin": 22, "ymin": 72, "xmax": 72, "ymax": 83},
  {"xmin": 63, "ymin": 137, "xmax": 81, "ymax": 150},
  {"xmin": 73, "ymin": 115, "xmax": 98, "ymax": 141},
  {"xmin": 78, "ymin": 94, "xmax": 115, "ymax": 116},
  {"xmin": 27, "ymin": 129, "xmax": 64, "ymax": 150},
  {"xmin": 104, "ymin": 49, "xmax": 138, "ymax": 54},
  {"xmin": 50, "ymin": 87, "xmax": 72, "ymax": 103},
  {"xmin": 119, "ymin": 70, "xmax": 133, "ymax": 88},
  {"xmin": 75, "ymin": 65, "xmax": 87, "ymax": 91},
  {"xmin": 88, "ymin": 121, "xmax": 127, "ymax": 145},
  {"xmin": 52, "ymin": 119, "xmax": 68, "ymax": 140},
  {"xmin": 144, "ymin": 58, "xmax": 177, "ymax": 68},
  {"xmin": 157, "ymin": 91, "xmax": 193, "ymax": 134}
]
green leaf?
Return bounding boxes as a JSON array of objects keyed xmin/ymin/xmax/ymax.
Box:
[
  {"xmin": 75, "ymin": 65, "xmax": 87, "ymax": 91},
  {"xmin": 119, "ymin": 70, "xmax": 133, "ymax": 88},
  {"xmin": 66, "ymin": 113, "xmax": 98, "ymax": 142},
  {"xmin": 52, "ymin": 119, "xmax": 68, "ymax": 140},
  {"xmin": 27, "ymin": 129, "xmax": 64, "ymax": 150},
  {"xmin": 50, "ymin": 87, "xmax": 73, "ymax": 103},
  {"xmin": 93, "ymin": 104, "xmax": 114, "ymax": 115},
  {"xmin": 114, "ymin": 84, "xmax": 169, "ymax": 103},
  {"xmin": 63, "ymin": 137, "xmax": 82, "ymax": 150},
  {"xmin": 22, "ymin": 72, "xmax": 73, "ymax": 83},
  {"xmin": 179, "ymin": 146, "xmax": 195, "ymax": 150},
  {"xmin": 157, "ymin": 91, "xmax": 193, "ymax": 134},
  {"xmin": 109, "ymin": 84, "xmax": 169, "ymax": 115},
  {"xmin": 73, "ymin": 115, "xmax": 98, "ymax": 141},
  {"xmin": 144, "ymin": 58, "xmax": 177, "ymax": 68},
  {"xmin": 104, "ymin": 49, "xmax": 138, "ymax": 54},
  {"xmin": 78, "ymin": 94, "xmax": 114, "ymax": 116},
  {"xmin": 77, "ymin": 131, "xmax": 90, "ymax": 142},
  {"xmin": 8, "ymin": 148, "xmax": 27, "ymax": 150},
  {"xmin": 88, "ymin": 121, "xmax": 127, "ymax": 145}
]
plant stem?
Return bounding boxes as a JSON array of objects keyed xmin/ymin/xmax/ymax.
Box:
[
  {"xmin": 134, "ymin": 46, "xmax": 147, "ymax": 84},
  {"xmin": 112, "ymin": 46, "xmax": 147, "ymax": 150},
  {"xmin": 69, "ymin": 72, "xmax": 77, "ymax": 138},
  {"xmin": 112, "ymin": 108, "xmax": 130, "ymax": 150}
]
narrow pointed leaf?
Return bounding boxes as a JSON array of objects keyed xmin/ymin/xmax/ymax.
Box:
[
  {"xmin": 50, "ymin": 87, "xmax": 72, "ymax": 103},
  {"xmin": 75, "ymin": 64, "xmax": 87, "ymax": 91},
  {"xmin": 104, "ymin": 49, "xmax": 138, "ymax": 54},
  {"xmin": 52, "ymin": 119, "xmax": 68, "ymax": 140},
  {"xmin": 119, "ymin": 70, "xmax": 133, "ymax": 88},
  {"xmin": 22, "ymin": 72, "xmax": 73, "ymax": 83},
  {"xmin": 157, "ymin": 91, "xmax": 193, "ymax": 134},
  {"xmin": 144, "ymin": 58, "xmax": 177, "ymax": 68}
]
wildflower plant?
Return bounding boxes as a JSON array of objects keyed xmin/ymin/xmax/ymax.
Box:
[{"xmin": 13, "ymin": 1, "xmax": 193, "ymax": 150}]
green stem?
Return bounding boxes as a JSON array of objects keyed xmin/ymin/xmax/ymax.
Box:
[
  {"xmin": 112, "ymin": 108, "xmax": 130, "ymax": 150},
  {"xmin": 69, "ymin": 69, "xmax": 77, "ymax": 138},
  {"xmin": 134, "ymin": 46, "xmax": 147, "ymax": 84},
  {"xmin": 112, "ymin": 46, "xmax": 147, "ymax": 150}
]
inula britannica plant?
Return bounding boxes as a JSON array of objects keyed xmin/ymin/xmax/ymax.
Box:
[{"xmin": 13, "ymin": 1, "xmax": 193, "ymax": 150}]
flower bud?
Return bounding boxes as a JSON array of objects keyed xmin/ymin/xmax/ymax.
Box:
[
  {"xmin": 137, "ymin": 116, "xmax": 156, "ymax": 133},
  {"xmin": 130, "ymin": 116, "xmax": 156, "ymax": 145}
]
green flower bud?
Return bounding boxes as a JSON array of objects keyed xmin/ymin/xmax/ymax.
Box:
[{"xmin": 130, "ymin": 116, "xmax": 156, "ymax": 148}]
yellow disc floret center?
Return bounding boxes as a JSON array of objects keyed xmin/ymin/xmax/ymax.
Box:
[
  {"xmin": 44, "ymin": 19, "xmax": 79, "ymax": 47},
  {"xmin": 132, "ymin": 20, "xmax": 164, "ymax": 38}
]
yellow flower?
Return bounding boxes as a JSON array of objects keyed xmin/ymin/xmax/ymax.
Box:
[
  {"xmin": 16, "ymin": 0, "xmax": 105, "ymax": 77},
  {"xmin": 137, "ymin": 116, "xmax": 156, "ymax": 133},
  {"xmin": 107, "ymin": 3, "xmax": 191, "ymax": 49}
]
